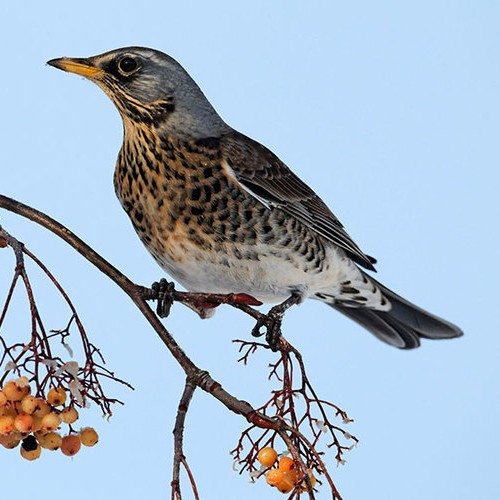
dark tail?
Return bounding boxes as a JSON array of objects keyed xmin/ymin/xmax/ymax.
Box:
[{"xmin": 328, "ymin": 276, "xmax": 463, "ymax": 349}]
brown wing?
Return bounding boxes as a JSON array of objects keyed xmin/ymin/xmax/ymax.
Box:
[{"xmin": 220, "ymin": 131, "xmax": 376, "ymax": 271}]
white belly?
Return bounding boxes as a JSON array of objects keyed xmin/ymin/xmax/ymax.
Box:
[{"xmin": 152, "ymin": 240, "xmax": 352, "ymax": 303}]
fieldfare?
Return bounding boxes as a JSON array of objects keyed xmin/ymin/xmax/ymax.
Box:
[{"xmin": 48, "ymin": 47, "xmax": 463, "ymax": 349}]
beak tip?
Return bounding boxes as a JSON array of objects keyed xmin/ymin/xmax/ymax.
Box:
[
  {"xmin": 45, "ymin": 57, "xmax": 102, "ymax": 78},
  {"xmin": 46, "ymin": 58, "xmax": 62, "ymax": 69}
]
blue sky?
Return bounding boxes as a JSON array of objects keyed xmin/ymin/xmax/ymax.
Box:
[{"xmin": 0, "ymin": 1, "xmax": 498, "ymax": 499}]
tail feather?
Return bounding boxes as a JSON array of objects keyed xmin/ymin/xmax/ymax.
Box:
[{"xmin": 327, "ymin": 276, "xmax": 463, "ymax": 349}]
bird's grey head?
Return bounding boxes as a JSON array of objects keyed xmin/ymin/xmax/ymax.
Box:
[{"xmin": 48, "ymin": 47, "xmax": 229, "ymax": 138}]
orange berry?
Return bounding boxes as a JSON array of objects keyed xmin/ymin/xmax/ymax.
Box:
[
  {"xmin": 266, "ymin": 468, "xmax": 285, "ymax": 486},
  {"xmin": 12, "ymin": 401, "xmax": 23, "ymax": 413},
  {"xmin": 61, "ymin": 434, "xmax": 81, "ymax": 456},
  {"xmin": 278, "ymin": 456, "xmax": 296, "ymax": 473},
  {"xmin": 21, "ymin": 446, "xmax": 42, "ymax": 460},
  {"xmin": 61, "ymin": 406, "xmax": 79, "ymax": 424},
  {"xmin": 14, "ymin": 414, "xmax": 34, "ymax": 433},
  {"xmin": 31, "ymin": 417, "xmax": 43, "ymax": 433},
  {"xmin": 0, "ymin": 402, "xmax": 15, "ymax": 418},
  {"xmin": 80, "ymin": 427, "xmax": 98, "ymax": 447},
  {"xmin": 257, "ymin": 446, "xmax": 278, "ymax": 467},
  {"xmin": 32, "ymin": 399, "xmax": 50, "ymax": 418},
  {"xmin": 37, "ymin": 431, "xmax": 62, "ymax": 450},
  {"xmin": 276, "ymin": 472, "xmax": 296, "ymax": 493},
  {"xmin": 0, "ymin": 433, "xmax": 20, "ymax": 449},
  {"xmin": 41, "ymin": 412, "xmax": 62, "ymax": 432},
  {"xmin": 0, "ymin": 415, "xmax": 15, "ymax": 435},
  {"xmin": 2, "ymin": 381, "xmax": 29, "ymax": 402},
  {"xmin": 47, "ymin": 388, "xmax": 67, "ymax": 406},
  {"xmin": 21, "ymin": 395, "xmax": 38, "ymax": 414},
  {"xmin": 0, "ymin": 392, "xmax": 7, "ymax": 406},
  {"xmin": 1, "ymin": 382, "xmax": 16, "ymax": 400}
]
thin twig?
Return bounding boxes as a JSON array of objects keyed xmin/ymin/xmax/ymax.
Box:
[{"xmin": 171, "ymin": 380, "xmax": 197, "ymax": 500}]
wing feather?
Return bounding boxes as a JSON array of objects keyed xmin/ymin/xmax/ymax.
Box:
[{"xmin": 221, "ymin": 131, "xmax": 376, "ymax": 270}]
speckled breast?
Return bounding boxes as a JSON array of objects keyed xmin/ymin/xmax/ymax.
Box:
[{"xmin": 113, "ymin": 132, "xmax": 329, "ymax": 298}]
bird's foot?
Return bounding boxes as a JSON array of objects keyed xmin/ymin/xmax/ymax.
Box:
[
  {"xmin": 251, "ymin": 293, "xmax": 302, "ymax": 351},
  {"xmin": 143, "ymin": 278, "xmax": 175, "ymax": 318}
]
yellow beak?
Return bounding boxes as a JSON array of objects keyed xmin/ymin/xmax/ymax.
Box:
[{"xmin": 47, "ymin": 57, "xmax": 104, "ymax": 79}]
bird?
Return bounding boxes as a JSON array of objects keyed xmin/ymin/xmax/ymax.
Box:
[{"xmin": 47, "ymin": 47, "xmax": 463, "ymax": 349}]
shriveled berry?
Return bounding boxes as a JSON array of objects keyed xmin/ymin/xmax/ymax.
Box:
[
  {"xmin": 21, "ymin": 434, "xmax": 38, "ymax": 451},
  {"xmin": 276, "ymin": 472, "xmax": 295, "ymax": 493},
  {"xmin": 266, "ymin": 468, "xmax": 285, "ymax": 486}
]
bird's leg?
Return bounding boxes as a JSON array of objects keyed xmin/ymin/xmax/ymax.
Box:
[
  {"xmin": 182, "ymin": 292, "xmax": 262, "ymax": 319},
  {"xmin": 251, "ymin": 291, "xmax": 303, "ymax": 351},
  {"xmin": 186, "ymin": 292, "xmax": 261, "ymax": 310}
]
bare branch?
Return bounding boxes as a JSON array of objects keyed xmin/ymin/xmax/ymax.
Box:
[
  {"xmin": 0, "ymin": 194, "xmax": 352, "ymax": 497},
  {"xmin": 0, "ymin": 195, "xmax": 271, "ymax": 424}
]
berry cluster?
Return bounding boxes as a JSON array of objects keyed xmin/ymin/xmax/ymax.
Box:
[
  {"xmin": 257, "ymin": 447, "xmax": 317, "ymax": 494},
  {"xmin": 0, "ymin": 377, "xmax": 98, "ymax": 460}
]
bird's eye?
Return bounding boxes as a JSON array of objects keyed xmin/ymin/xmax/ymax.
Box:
[{"xmin": 117, "ymin": 56, "xmax": 139, "ymax": 75}]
